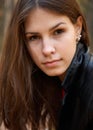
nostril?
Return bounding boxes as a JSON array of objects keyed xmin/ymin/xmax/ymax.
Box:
[
  {"xmin": 42, "ymin": 46, "xmax": 56, "ymax": 56},
  {"xmin": 42, "ymin": 38, "xmax": 56, "ymax": 56}
]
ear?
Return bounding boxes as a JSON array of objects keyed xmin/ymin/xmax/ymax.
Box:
[{"xmin": 75, "ymin": 16, "xmax": 83, "ymax": 35}]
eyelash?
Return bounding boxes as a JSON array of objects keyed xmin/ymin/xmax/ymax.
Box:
[
  {"xmin": 26, "ymin": 29, "xmax": 65, "ymax": 42},
  {"xmin": 27, "ymin": 35, "xmax": 40, "ymax": 42},
  {"xmin": 53, "ymin": 29, "xmax": 65, "ymax": 36}
]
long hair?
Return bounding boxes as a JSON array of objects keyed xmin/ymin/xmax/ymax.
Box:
[{"xmin": 0, "ymin": 0, "xmax": 90, "ymax": 130}]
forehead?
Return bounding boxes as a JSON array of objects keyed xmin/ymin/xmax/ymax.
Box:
[{"xmin": 25, "ymin": 8, "xmax": 72, "ymax": 32}]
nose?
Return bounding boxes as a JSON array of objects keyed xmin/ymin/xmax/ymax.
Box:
[{"xmin": 42, "ymin": 38, "xmax": 55, "ymax": 56}]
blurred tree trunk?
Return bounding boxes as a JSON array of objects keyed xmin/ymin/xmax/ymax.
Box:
[
  {"xmin": 0, "ymin": 0, "xmax": 4, "ymax": 50},
  {"xmin": 78, "ymin": 0, "xmax": 93, "ymax": 51},
  {"xmin": 0, "ymin": 0, "xmax": 18, "ymax": 51},
  {"xmin": 4, "ymin": 0, "xmax": 17, "ymax": 34},
  {"xmin": 4, "ymin": 0, "xmax": 13, "ymax": 34},
  {"xmin": 86, "ymin": 0, "xmax": 93, "ymax": 51}
]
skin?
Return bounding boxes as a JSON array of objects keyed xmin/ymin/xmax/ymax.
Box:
[{"xmin": 25, "ymin": 8, "xmax": 82, "ymax": 81}]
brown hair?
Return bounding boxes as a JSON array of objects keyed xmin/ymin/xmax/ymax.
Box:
[{"xmin": 0, "ymin": 0, "xmax": 90, "ymax": 130}]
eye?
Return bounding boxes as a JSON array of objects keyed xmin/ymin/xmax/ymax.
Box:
[
  {"xmin": 26, "ymin": 35, "xmax": 40, "ymax": 42},
  {"xmin": 54, "ymin": 29, "xmax": 64, "ymax": 35}
]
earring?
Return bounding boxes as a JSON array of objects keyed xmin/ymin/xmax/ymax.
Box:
[{"xmin": 76, "ymin": 34, "xmax": 82, "ymax": 43}]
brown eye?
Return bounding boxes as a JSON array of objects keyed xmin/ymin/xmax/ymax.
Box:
[
  {"xmin": 27, "ymin": 35, "xmax": 40, "ymax": 42},
  {"xmin": 54, "ymin": 29, "xmax": 64, "ymax": 35}
]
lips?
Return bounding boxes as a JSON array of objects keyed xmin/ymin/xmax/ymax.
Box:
[{"xmin": 43, "ymin": 59, "xmax": 62, "ymax": 67}]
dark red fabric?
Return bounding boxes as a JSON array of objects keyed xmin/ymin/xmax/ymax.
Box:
[{"xmin": 61, "ymin": 88, "xmax": 65, "ymax": 99}]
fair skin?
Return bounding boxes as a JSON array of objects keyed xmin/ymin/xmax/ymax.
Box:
[{"xmin": 25, "ymin": 8, "xmax": 82, "ymax": 81}]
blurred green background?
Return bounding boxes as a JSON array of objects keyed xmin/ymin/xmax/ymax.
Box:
[{"xmin": 0, "ymin": 0, "xmax": 93, "ymax": 53}]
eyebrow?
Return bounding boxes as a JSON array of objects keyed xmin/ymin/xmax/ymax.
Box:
[
  {"xmin": 49, "ymin": 22, "xmax": 66, "ymax": 31},
  {"xmin": 25, "ymin": 22, "xmax": 66, "ymax": 35}
]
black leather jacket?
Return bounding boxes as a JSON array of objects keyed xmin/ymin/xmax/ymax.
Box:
[{"xmin": 58, "ymin": 43, "xmax": 93, "ymax": 130}]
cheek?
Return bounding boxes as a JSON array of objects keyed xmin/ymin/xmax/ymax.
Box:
[
  {"xmin": 63, "ymin": 27, "xmax": 77, "ymax": 40},
  {"xmin": 67, "ymin": 46, "xmax": 76, "ymax": 59},
  {"xmin": 63, "ymin": 33, "xmax": 76, "ymax": 43},
  {"xmin": 57, "ymin": 37, "xmax": 76, "ymax": 63},
  {"xmin": 57, "ymin": 33, "xmax": 76, "ymax": 48},
  {"xmin": 28, "ymin": 46, "xmax": 41, "ymax": 65}
]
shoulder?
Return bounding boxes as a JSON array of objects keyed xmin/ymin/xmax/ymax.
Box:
[
  {"xmin": 87, "ymin": 53, "xmax": 93, "ymax": 109},
  {"xmin": 84, "ymin": 51, "xmax": 93, "ymax": 69},
  {"xmin": 84, "ymin": 53, "xmax": 93, "ymax": 85},
  {"xmin": 79, "ymin": 52, "xmax": 93, "ymax": 104},
  {"xmin": 87, "ymin": 53, "xmax": 93, "ymax": 69},
  {"xmin": 83, "ymin": 52, "xmax": 93, "ymax": 79}
]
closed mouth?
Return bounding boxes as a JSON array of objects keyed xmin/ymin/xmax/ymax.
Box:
[{"xmin": 42, "ymin": 59, "xmax": 62, "ymax": 66}]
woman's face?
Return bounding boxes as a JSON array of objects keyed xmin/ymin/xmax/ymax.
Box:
[{"xmin": 25, "ymin": 8, "xmax": 82, "ymax": 80}]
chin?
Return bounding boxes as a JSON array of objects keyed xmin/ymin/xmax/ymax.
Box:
[{"xmin": 45, "ymin": 70, "xmax": 66, "ymax": 77}]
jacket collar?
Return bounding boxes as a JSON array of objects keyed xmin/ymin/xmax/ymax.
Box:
[{"xmin": 61, "ymin": 42, "xmax": 88, "ymax": 92}]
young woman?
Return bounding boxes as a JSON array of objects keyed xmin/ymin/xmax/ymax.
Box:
[{"xmin": 0, "ymin": 0, "xmax": 93, "ymax": 130}]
